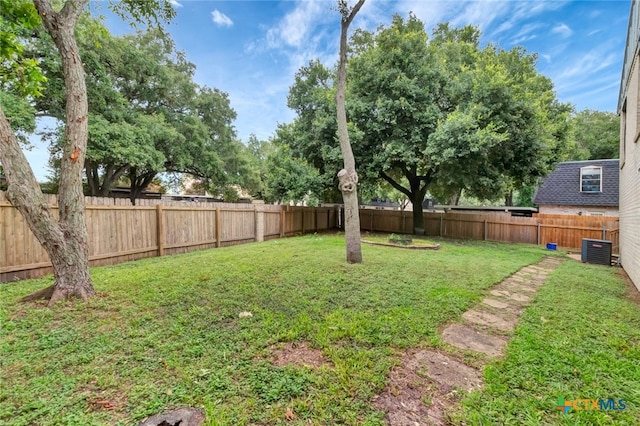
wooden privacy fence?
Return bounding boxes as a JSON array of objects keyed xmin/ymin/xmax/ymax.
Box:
[
  {"xmin": 0, "ymin": 191, "xmax": 336, "ymax": 282},
  {"xmin": 358, "ymin": 209, "xmax": 619, "ymax": 253},
  {"xmin": 0, "ymin": 190, "xmax": 619, "ymax": 283}
]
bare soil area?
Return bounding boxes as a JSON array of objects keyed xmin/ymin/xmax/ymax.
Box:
[
  {"xmin": 372, "ymin": 349, "xmax": 482, "ymax": 426},
  {"xmin": 270, "ymin": 341, "xmax": 331, "ymax": 369}
]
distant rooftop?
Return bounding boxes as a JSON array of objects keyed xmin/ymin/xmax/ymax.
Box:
[{"xmin": 533, "ymin": 159, "xmax": 619, "ymax": 207}]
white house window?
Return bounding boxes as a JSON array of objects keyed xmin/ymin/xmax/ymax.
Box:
[{"xmin": 580, "ymin": 166, "xmax": 602, "ymax": 192}]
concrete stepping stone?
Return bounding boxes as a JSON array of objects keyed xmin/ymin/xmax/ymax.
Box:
[
  {"xmin": 442, "ymin": 324, "xmax": 507, "ymax": 357},
  {"xmin": 507, "ymin": 276, "xmax": 527, "ymax": 283},
  {"xmin": 503, "ymin": 283, "xmax": 536, "ymax": 293},
  {"xmin": 412, "ymin": 350, "xmax": 483, "ymax": 393},
  {"xmin": 508, "ymin": 292, "xmax": 530, "ymax": 302},
  {"xmin": 482, "ymin": 298, "xmax": 509, "ymax": 309},
  {"xmin": 462, "ymin": 309, "xmax": 515, "ymax": 332}
]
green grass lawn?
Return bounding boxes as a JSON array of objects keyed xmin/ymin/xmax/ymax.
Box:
[{"xmin": 0, "ymin": 235, "xmax": 638, "ymax": 425}]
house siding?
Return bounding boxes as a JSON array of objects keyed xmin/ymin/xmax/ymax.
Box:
[
  {"xmin": 619, "ymin": 0, "xmax": 640, "ymax": 291},
  {"xmin": 538, "ymin": 205, "xmax": 619, "ymax": 217}
]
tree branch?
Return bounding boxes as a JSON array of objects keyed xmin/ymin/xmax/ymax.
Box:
[
  {"xmin": 59, "ymin": 0, "xmax": 87, "ymax": 26},
  {"xmin": 340, "ymin": 0, "xmax": 366, "ymax": 26},
  {"xmin": 380, "ymin": 170, "xmax": 412, "ymax": 198}
]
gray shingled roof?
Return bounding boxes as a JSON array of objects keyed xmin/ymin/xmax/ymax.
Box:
[{"xmin": 533, "ymin": 159, "xmax": 619, "ymax": 207}]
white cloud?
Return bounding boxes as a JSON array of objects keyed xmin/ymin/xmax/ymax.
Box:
[
  {"xmin": 396, "ymin": 0, "xmax": 569, "ymax": 43},
  {"xmin": 551, "ymin": 23, "xmax": 573, "ymax": 37},
  {"xmin": 211, "ymin": 10, "xmax": 233, "ymax": 28},
  {"xmin": 556, "ymin": 51, "xmax": 617, "ymax": 81},
  {"xmin": 169, "ymin": 0, "xmax": 183, "ymax": 8},
  {"xmin": 395, "ymin": 1, "xmax": 463, "ymax": 32},
  {"xmin": 508, "ymin": 23, "xmax": 544, "ymax": 45},
  {"xmin": 488, "ymin": 1, "xmax": 567, "ymax": 39},
  {"xmin": 449, "ymin": 1, "xmax": 512, "ymax": 31},
  {"xmin": 266, "ymin": 0, "xmax": 327, "ymax": 48}
]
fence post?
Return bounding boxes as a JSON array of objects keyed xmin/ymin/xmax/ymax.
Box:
[
  {"xmin": 484, "ymin": 220, "xmax": 487, "ymax": 241},
  {"xmin": 254, "ymin": 201, "xmax": 265, "ymax": 242},
  {"xmin": 370, "ymin": 210, "xmax": 374, "ymax": 231},
  {"xmin": 215, "ymin": 207, "xmax": 221, "ymax": 247},
  {"xmin": 301, "ymin": 208, "xmax": 305, "ymax": 234},
  {"xmin": 280, "ymin": 208, "xmax": 285, "ymax": 238},
  {"xmin": 602, "ymin": 226, "xmax": 606, "ymax": 240},
  {"xmin": 156, "ymin": 204, "xmax": 164, "ymax": 256},
  {"xmin": 440, "ymin": 214, "xmax": 443, "ymax": 237},
  {"xmin": 537, "ymin": 223, "xmax": 541, "ymax": 245}
]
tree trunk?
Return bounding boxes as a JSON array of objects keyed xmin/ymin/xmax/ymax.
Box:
[
  {"xmin": 10, "ymin": 0, "xmax": 95, "ymax": 305},
  {"xmin": 1, "ymin": 106, "xmax": 95, "ymax": 305},
  {"xmin": 504, "ymin": 190, "xmax": 513, "ymax": 206},
  {"xmin": 410, "ymin": 186, "xmax": 428, "ymax": 235},
  {"xmin": 411, "ymin": 197, "xmax": 425, "ymax": 235},
  {"xmin": 129, "ymin": 169, "xmax": 156, "ymax": 205},
  {"xmin": 380, "ymin": 171, "xmax": 430, "ymax": 236},
  {"xmin": 86, "ymin": 161, "xmax": 128, "ymax": 197},
  {"xmin": 335, "ymin": 0, "xmax": 365, "ymax": 264},
  {"xmin": 449, "ymin": 188, "xmax": 462, "ymax": 206}
]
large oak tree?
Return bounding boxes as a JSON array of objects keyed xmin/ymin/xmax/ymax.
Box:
[
  {"xmin": 35, "ymin": 22, "xmax": 240, "ymax": 204},
  {"xmin": 287, "ymin": 16, "xmax": 573, "ymax": 233},
  {"xmin": 0, "ymin": 0, "xmax": 174, "ymax": 305}
]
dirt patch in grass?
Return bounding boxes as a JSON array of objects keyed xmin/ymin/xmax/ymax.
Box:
[
  {"xmin": 270, "ymin": 341, "xmax": 331, "ymax": 369},
  {"xmin": 361, "ymin": 239, "xmax": 441, "ymax": 250},
  {"xmin": 619, "ymin": 268, "xmax": 640, "ymax": 306},
  {"xmin": 360, "ymin": 232, "xmax": 440, "ymax": 250},
  {"xmin": 76, "ymin": 380, "xmax": 130, "ymax": 424},
  {"xmin": 372, "ymin": 349, "xmax": 482, "ymax": 426}
]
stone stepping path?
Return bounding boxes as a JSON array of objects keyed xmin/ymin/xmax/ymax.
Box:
[
  {"xmin": 373, "ymin": 349, "xmax": 483, "ymax": 426},
  {"xmin": 374, "ymin": 256, "xmax": 564, "ymax": 425},
  {"xmin": 442, "ymin": 256, "xmax": 563, "ymax": 357}
]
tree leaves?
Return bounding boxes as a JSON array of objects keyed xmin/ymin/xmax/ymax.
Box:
[
  {"xmin": 30, "ymin": 15, "xmax": 241, "ymax": 200},
  {"xmin": 569, "ymin": 110, "xmax": 619, "ymax": 160},
  {"xmin": 0, "ymin": 0, "xmax": 47, "ymax": 97},
  {"xmin": 286, "ymin": 14, "xmax": 574, "ymax": 214}
]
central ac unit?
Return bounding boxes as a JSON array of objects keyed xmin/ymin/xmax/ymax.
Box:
[{"xmin": 581, "ymin": 238, "xmax": 612, "ymax": 266}]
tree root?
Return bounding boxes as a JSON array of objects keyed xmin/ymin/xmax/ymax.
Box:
[
  {"xmin": 19, "ymin": 284, "xmax": 56, "ymax": 303},
  {"xmin": 47, "ymin": 286, "xmax": 94, "ymax": 306},
  {"xmin": 19, "ymin": 284, "xmax": 95, "ymax": 306}
]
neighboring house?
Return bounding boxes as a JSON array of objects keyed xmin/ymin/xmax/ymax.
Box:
[
  {"xmin": 619, "ymin": 0, "xmax": 640, "ymax": 290},
  {"xmin": 533, "ymin": 159, "xmax": 619, "ymax": 217}
]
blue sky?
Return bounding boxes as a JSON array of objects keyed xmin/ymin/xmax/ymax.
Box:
[{"xmin": 25, "ymin": 0, "xmax": 631, "ymax": 180}]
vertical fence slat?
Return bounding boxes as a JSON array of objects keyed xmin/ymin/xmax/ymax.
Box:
[
  {"xmin": 156, "ymin": 205, "xmax": 164, "ymax": 256},
  {"xmin": 216, "ymin": 207, "xmax": 221, "ymax": 247}
]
